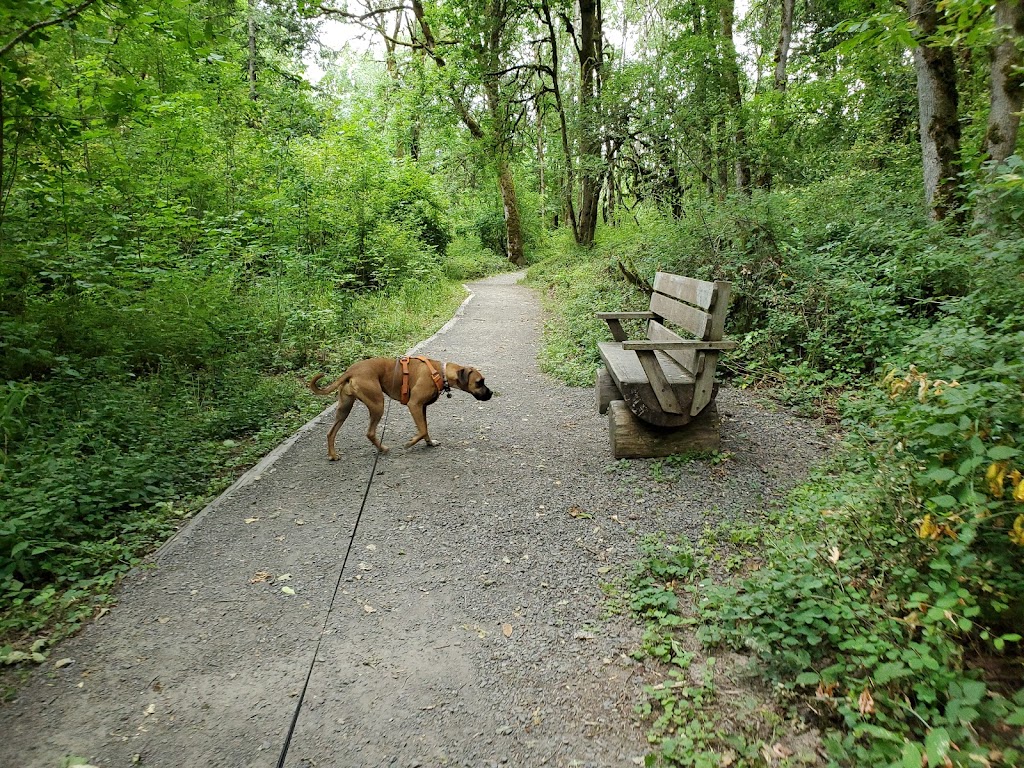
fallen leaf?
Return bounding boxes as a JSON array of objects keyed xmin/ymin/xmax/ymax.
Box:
[
  {"xmin": 365, "ymin": 544, "xmax": 377, "ymax": 551},
  {"xmin": 144, "ymin": 703, "xmax": 156, "ymax": 716},
  {"xmin": 828, "ymin": 546, "xmax": 841, "ymax": 564},
  {"xmin": 502, "ymin": 624, "xmax": 513, "ymax": 638},
  {"xmin": 244, "ymin": 517, "xmax": 260, "ymax": 524},
  {"xmin": 54, "ymin": 658, "xmax": 74, "ymax": 669},
  {"xmin": 568, "ymin": 506, "xmax": 592, "ymax": 519},
  {"xmin": 281, "ymin": 586, "xmax": 296, "ymax": 595},
  {"xmin": 294, "ymin": 519, "xmax": 306, "ymax": 526},
  {"xmin": 250, "ymin": 571, "xmax": 272, "ymax": 584},
  {"xmin": 858, "ymin": 687, "xmax": 875, "ymax": 715},
  {"xmin": 363, "ymin": 604, "xmax": 376, "ymax": 613},
  {"xmin": 359, "ymin": 562, "xmax": 372, "ymax": 571},
  {"xmin": 771, "ymin": 743, "xmax": 793, "ymax": 758},
  {"xmin": 157, "ymin": 617, "xmax": 170, "ymax": 624},
  {"xmin": 276, "ymin": 573, "xmax": 292, "ymax": 582}
]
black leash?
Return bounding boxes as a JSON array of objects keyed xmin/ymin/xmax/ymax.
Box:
[{"xmin": 275, "ymin": 399, "xmax": 391, "ymax": 768}]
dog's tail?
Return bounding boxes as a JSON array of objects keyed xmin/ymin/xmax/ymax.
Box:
[{"xmin": 308, "ymin": 373, "xmax": 347, "ymax": 396}]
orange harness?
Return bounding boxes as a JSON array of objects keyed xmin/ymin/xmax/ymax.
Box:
[{"xmin": 398, "ymin": 356, "xmax": 447, "ymax": 405}]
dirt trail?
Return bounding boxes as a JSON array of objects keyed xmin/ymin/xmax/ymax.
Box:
[{"xmin": 0, "ymin": 273, "xmax": 830, "ymax": 768}]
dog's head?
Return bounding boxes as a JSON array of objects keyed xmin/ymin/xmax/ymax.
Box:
[{"xmin": 456, "ymin": 366, "xmax": 492, "ymax": 401}]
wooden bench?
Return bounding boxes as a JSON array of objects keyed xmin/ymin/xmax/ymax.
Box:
[{"xmin": 595, "ymin": 272, "xmax": 736, "ymax": 458}]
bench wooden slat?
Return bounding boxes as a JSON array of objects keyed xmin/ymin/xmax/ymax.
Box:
[
  {"xmin": 653, "ymin": 272, "xmax": 718, "ymax": 310},
  {"xmin": 649, "ymin": 292, "xmax": 710, "ymax": 339},
  {"xmin": 646, "ymin": 320, "xmax": 695, "ymax": 375},
  {"xmin": 621, "ymin": 340, "xmax": 739, "ymax": 351},
  {"xmin": 691, "ymin": 281, "xmax": 731, "ymax": 416},
  {"xmin": 635, "ymin": 350, "xmax": 684, "ymax": 414},
  {"xmin": 595, "ymin": 312, "xmax": 657, "ymax": 320}
]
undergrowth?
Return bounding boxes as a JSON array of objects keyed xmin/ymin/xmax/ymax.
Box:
[{"xmin": 533, "ymin": 180, "xmax": 1024, "ymax": 765}]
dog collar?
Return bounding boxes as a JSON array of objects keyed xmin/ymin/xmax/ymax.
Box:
[{"xmin": 440, "ymin": 361, "xmax": 452, "ymax": 398}]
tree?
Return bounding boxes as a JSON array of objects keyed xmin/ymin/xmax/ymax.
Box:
[
  {"xmin": 982, "ymin": 0, "xmax": 1024, "ymax": 166},
  {"xmin": 908, "ymin": 0, "xmax": 965, "ymax": 222}
]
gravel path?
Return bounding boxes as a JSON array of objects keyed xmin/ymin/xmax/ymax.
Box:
[{"xmin": 0, "ymin": 273, "xmax": 830, "ymax": 768}]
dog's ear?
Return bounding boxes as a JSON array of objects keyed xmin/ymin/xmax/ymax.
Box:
[{"xmin": 457, "ymin": 367, "xmax": 470, "ymax": 388}]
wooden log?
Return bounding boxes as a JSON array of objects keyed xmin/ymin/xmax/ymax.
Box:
[
  {"xmin": 608, "ymin": 400, "xmax": 721, "ymax": 459},
  {"xmin": 596, "ymin": 367, "xmax": 618, "ymax": 414}
]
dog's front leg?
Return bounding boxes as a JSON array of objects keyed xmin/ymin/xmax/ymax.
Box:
[{"xmin": 405, "ymin": 402, "xmax": 435, "ymax": 448}]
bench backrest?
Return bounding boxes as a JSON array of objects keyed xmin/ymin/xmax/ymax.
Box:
[{"xmin": 647, "ymin": 272, "xmax": 731, "ymax": 376}]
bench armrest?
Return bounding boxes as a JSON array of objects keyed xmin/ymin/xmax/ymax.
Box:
[
  {"xmin": 595, "ymin": 311, "xmax": 657, "ymax": 320},
  {"xmin": 621, "ymin": 339, "xmax": 739, "ymax": 351}
]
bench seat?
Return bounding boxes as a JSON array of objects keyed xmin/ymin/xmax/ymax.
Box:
[{"xmin": 598, "ymin": 342, "xmax": 704, "ymax": 428}]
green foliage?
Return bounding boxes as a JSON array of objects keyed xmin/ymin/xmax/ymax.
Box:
[
  {"xmin": 534, "ymin": 170, "xmax": 1024, "ymax": 765},
  {"xmin": 0, "ymin": 0, "xmax": 490, "ymax": 654}
]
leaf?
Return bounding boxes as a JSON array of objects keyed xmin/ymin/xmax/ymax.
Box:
[
  {"xmin": 502, "ymin": 623, "xmax": 513, "ymax": 637},
  {"xmin": 901, "ymin": 741, "xmax": 923, "ymax": 768},
  {"xmin": 795, "ymin": 671, "xmax": 819, "ymax": 686},
  {"xmin": 987, "ymin": 445, "xmax": 1020, "ymax": 461},
  {"xmin": 244, "ymin": 517, "xmax": 259, "ymax": 524},
  {"xmin": 281, "ymin": 586, "xmax": 296, "ymax": 595},
  {"xmin": 363, "ymin": 604, "xmax": 375, "ymax": 613},
  {"xmin": 873, "ymin": 661, "xmax": 910, "ymax": 684},
  {"xmin": 925, "ymin": 423, "xmax": 958, "ymax": 437},
  {"xmin": 924, "ymin": 727, "xmax": 952, "ymax": 768},
  {"xmin": 54, "ymin": 657, "xmax": 74, "ymax": 669},
  {"xmin": 923, "ymin": 468, "xmax": 957, "ymax": 484}
]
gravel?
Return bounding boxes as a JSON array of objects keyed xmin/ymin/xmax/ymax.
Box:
[{"xmin": 0, "ymin": 272, "xmax": 831, "ymax": 768}]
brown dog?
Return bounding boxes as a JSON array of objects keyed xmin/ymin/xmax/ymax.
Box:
[{"xmin": 308, "ymin": 356, "xmax": 492, "ymax": 460}]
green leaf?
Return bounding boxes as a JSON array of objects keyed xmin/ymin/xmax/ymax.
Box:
[
  {"xmin": 901, "ymin": 741, "xmax": 923, "ymax": 768},
  {"xmin": 925, "ymin": 423, "xmax": 958, "ymax": 437},
  {"xmin": 923, "ymin": 467, "xmax": 957, "ymax": 483},
  {"xmin": 925, "ymin": 727, "xmax": 951, "ymax": 767},
  {"xmin": 795, "ymin": 672, "xmax": 819, "ymax": 686},
  {"xmin": 873, "ymin": 661, "xmax": 910, "ymax": 684},
  {"xmin": 987, "ymin": 445, "xmax": 1020, "ymax": 461}
]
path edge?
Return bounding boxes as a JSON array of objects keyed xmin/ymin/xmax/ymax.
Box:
[{"xmin": 153, "ymin": 285, "xmax": 477, "ymax": 562}]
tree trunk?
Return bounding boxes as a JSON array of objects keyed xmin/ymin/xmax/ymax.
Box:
[
  {"xmin": 909, "ymin": 0, "xmax": 965, "ymax": 222},
  {"xmin": 983, "ymin": 0, "xmax": 1024, "ymax": 165},
  {"xmin": 759, "ymin": 0, "xmax": 796, "ymax": 190},
  {"xmin": 719, "ymin": 0, "xmax": 750, "ymax": 194},
  {"xmin": 498, "ymin": 160, "xmax": 526, "ymax": 266},
  {"xmin": 539, "ymin": 0, "xmax": 580, "ymax": 239},
  {"xmin": 576, "ymin": 0, "xmax": 604, "ymax": 246},
  {"xmin": 247, "ymin": 0, "xmax": 258, "ymax": 101},
  {"xmin": 774, "ymin": 0, "xmax": 795, "ymax": 93}
]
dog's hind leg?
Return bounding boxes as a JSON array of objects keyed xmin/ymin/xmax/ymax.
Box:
[
  {"xmin": 326, "ymin": 394, "xmax": 356, "ymax": 461},
  {"xmin": 404, "ymin": 403, "xmax": 435, "ymax": 448},
  {"xmin": 360, "ymin": 389, "xmax": 389, "ymax": 454}
]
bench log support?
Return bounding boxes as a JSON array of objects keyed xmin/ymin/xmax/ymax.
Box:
[{"xmin": 609, "ymin": 400, "xmax": 721, "ymax": 459}]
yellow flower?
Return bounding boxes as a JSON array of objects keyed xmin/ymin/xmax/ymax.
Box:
[
  {"xmin": 987, "ymin": 462, "xmax": 1008, "ymax": 498},
  {"xmin": 1014, "ymin": 479, "xmax": 1024, "ymax": 504},
  {"xmin": 1010, "ymin": 515, "xmax": 1024, "ymax": 547},
  {"xmin": 919, "ymin": 514, "xmax": 938, "ymax": 539}
]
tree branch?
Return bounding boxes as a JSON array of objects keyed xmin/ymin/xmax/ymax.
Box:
[{"xmin": 1, "ymin": 0, "xmax": 103, "ymax": 60}]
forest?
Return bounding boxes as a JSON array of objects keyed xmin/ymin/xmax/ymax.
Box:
[{"xmin": 1, "ymin": 0, "xmax": 1023, "ymax": 764}]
